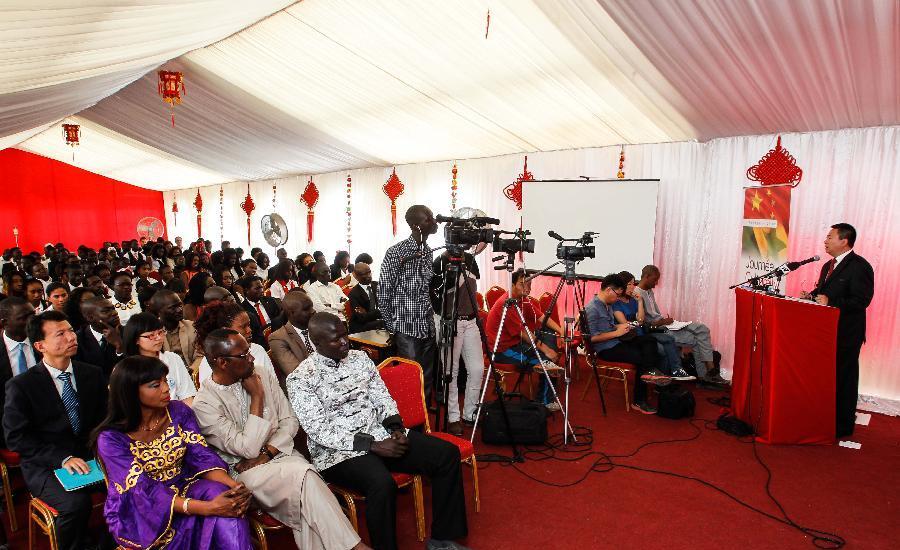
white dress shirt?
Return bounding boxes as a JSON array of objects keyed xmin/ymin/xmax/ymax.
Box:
[
  {"xmin": 306, "ymin": 280, "xmax": 348, "ymax": 321},
  {"xmin": 833, "ymin": 249, "xmax": 851, "ymax": 268},
  {"xmin": 4, "ymin": 332, "xmax": 37, "ymax": 376},
  {"xmin": 158, "ymin": 351, "xmax": 198, "ymax": 401},
  {"xmin": 246, "ymin": 299, "xmax": 271, "ymax": 325}
]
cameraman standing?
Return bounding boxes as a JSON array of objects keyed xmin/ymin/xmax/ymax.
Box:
[
  {"xmin": 432, "ymin": 250, "xmax": 484, "ymax": 436},
  {"xmin": 379, "ymin": 205, "xmax": 439, "ymax": 406}
]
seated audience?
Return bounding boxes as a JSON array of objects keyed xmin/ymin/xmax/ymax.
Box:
[
  {"xmin": 24, "ymin": 278, "xmax": 47, "ymax": 313},
  {"xmin": 635, "ymin": 265, "xmax": 727, "ymax": 385},
  {"xmin": 45, "ymin": 281, "xmax": 70, "ymax": 312},
  {"xmin": 134, "ymin": 259, "xmax": 160, "ymax": 289},
  {"xmin": 484, "ymin": 269, "xmax": 563, "ymax": 410},
  {"xmin": 585, "ymin": 274, "xmax": 671, "ymax": 414},
  {"xmin": 330, "ymin": 251, "xmax": 352, "ymax": 284},
  {"xmin": 94, "ymin": 356, "xmax": 253, "ymax": 549},
  {"xmin": 1, "ymin": 298, "xmax": 38, "ymax": 446},
  {"xmin": 76, "ymin": 297, "xmax": 127, "ymax": 379},
  {"xmin": 158, "ymin": 263, "xmax": 175, "ymax": 285},
  {"xmin": 296, "ymin": 253, "xmax": 315, "ymax": 286},
  {"xmin": 166, "ymin": 277, "xmax": 188, "ymax": 302},
  {"xmin": 1, "ymin": 271, "xmax": 25, "ymax": 298},
  {"xmin": 611, "ymin": 271, "xmax": 694, "ymax": 380},
  {"xmin": 205, "ymin": 285, "xmax": 237, "ymax": 304},
  {"xmin": 239, "ymin": 276, "xmax": 283, "ymax": 349},
  {"xmin": 255, "ymin": 253, "xmax": 271, "ymax": 281},
  {"xmin": 136, "ymin": 281, "xmax": 159, "ymax": 313},
  {"xmin": 306, "ymin": 262, "xmax": 348, "ymax": 322},
  {"xmin": 180, "ymin": 252, "xmax": 204, "ymax": 286},
  {"xmin": 62, "ymin": 287, "xmax": 96, "ymax": 331},
  {"xmin": 267, "ymin": 259, "xmax": 299, "ymax": 299},
  {"xmin": 214, "ymin": 265, "xmax": 238, "ymax": 297},
  {"xmin": 62, "ymin": 264, "xmax": 84, "ymax": 293},
  {"xmin": 222, "ymin": 248, "xmax": 243, "ymax": 281},
  {"xmin": 288, "ymin": 313, "xmax": 469, "ymax": 550},
  {"xmin": 313, "ymin": 251, "xmax": 326, "ymax": 264},
  {"xmin": 123, "ymin": 313, "xmax": 196, "ymax": 405},
  {"xmin": 30, "ymin": 261, "xmax": 51, "ymax": 291},
  {"xmin": 269, "ymin": 290, "xmax": 316, "ymax": 377},
  {"xmin": 194, "ymin": 329, "xmax": 367, "ymax": 550},
  {"xmin": 4, "ymin": 311, "xmax": 108, "ymax": 550},
  {"xmin": 148, "ymin": 289, "xmax": 199, "ymax": 367},
  {"xmin": 109, "ymin": 271, "xmax": 139, "ymax": 325},
  {"xmin": 195, "ymin": 300, "xmax": 277, "ymax": 386},
  {"xmin": 83, "ymin": 272, "xmax": 108, "ymax": 299},
  {"xmin": 348, "ymin": 262, "xmax": 383, "ymax": 333},
  {"xmin": 184, "ymin": 271, "xmax": 214, "ymax": 321}
]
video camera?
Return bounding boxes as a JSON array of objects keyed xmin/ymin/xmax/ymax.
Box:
[
  {"xmin": 436, "ymin": 213, "xmax": 535, "ymax": 271},
  {"xmin": 548, "ymin": 230, "xmax": 597, "ymax": 262}
]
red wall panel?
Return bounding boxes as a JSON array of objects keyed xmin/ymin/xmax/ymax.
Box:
[{"xmin": 0, "ymin": 149, "xmax": 166, "ymax": 252}]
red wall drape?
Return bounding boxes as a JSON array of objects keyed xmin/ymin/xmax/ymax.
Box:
[{"xmin": 0, "ymin": 149, "xmax": 166, "ymax": 252}]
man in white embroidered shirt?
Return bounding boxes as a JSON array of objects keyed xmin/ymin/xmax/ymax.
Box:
[
  {"xmin": 288, "ymin": 313, "xmax": 469, "ymax": 550},
  {"xmin": 305, "ymin": 262, "xmax": 348, "ymax": 322}
]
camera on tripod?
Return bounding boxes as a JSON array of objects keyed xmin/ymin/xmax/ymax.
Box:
[
  {"xmin": 550, "ymin": 230, "xmax": 597, "ymax": 262},
  {"xmin": 439, "ymin": 215, "xmax": 496, "ymax": 251}
]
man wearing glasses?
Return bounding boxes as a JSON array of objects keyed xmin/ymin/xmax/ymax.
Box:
[{"xmin": 585, "ymin": 273, "xmax": 671, "ymax": 414}]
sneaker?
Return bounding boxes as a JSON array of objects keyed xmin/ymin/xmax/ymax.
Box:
[
  {"xmin": 632, "ymin": 401, "xmax": 657, "ymax": 414},
  {"xmin": 545, "ymin": 401, "xmax": 561, "ymax": 412},
  {"xmin": 640, "ymin": 370, "xmax": 672, "ymax": 386},
  {"xmin": 536, "ymin": 360, "xmax": 564, "ymax": 373},
  {"xmin": 671, "ymin": 368, "xmax": 696, "ymax": 381}
]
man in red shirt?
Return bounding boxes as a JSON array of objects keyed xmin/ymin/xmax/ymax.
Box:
[{"xmin": 484, "ymin": 269, "xmax": 563, "ymax": 410}]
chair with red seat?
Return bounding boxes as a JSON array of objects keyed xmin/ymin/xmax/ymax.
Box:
[
  {"xmin": 578, "ymin": 316, "xmax": 633, "ymax": 413},
  {"xmin": 377, "ymin": 357, "xmax": 480, "ymax": 512},
  {"xmin": 0, "ymin": 448, "xmax": 20, "ymax": 531},
  {"xmin": 485, "ymin": 286, "xmax": 506, "ymax": 309},
  {"xmin": 29, "ymin": 491, "xmax": 106, "ymax": 550},
  {"xmin": 537, "ymin": 292, "xmax": 560, "ymax": 326},
  {"xmin": 247, "ymin": 508, "xmax": 290, "ymax": 550}
]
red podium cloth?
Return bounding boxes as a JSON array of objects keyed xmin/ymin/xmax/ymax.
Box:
[{"xmin": 731, "ymin": 289, "xmax": 839, "ymax": 444}]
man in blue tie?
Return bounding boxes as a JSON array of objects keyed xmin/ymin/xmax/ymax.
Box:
[
  {"xmin": 0, "ymin": 297, "xmax": 37, "ymax": 447},
  {"xmin": 3, "ymin": 310, "xmax": 108, "ymax": 550}
]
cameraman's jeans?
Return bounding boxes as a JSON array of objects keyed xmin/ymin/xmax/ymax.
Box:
[
  {"xmin": 495, "ymin": 333, "xmax": 559, "ymax": 405},
  {"xmin": 447, "ymin": 318, "xmax": 485, "ymax": 422}
]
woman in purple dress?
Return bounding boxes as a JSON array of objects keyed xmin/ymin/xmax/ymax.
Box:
[{"xmin": 94, "ymin": 356, "xmax": 254, "ymax": 549}]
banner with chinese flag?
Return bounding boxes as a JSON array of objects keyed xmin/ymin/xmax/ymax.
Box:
[{"xmin": 741, "ymin": 185, "xmax": 792, "ymax": 291}]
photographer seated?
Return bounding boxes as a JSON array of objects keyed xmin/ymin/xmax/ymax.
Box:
[
  {"xmin": 287, "ymin": 313, "xmax": 469, "ymax": 550},
  {"xmin": 634, "ymin": 265, "xmax": 728, "ymax": 386},
  {"xmin": 484, "ymin": 269, "xmax": 563, "ymax": 411},
  {"xmin": 611, "ymin": 271, "xmax": 694, "ymax": 381},
  {"xmin": 585, "ymin": 274, "xmax": 671, "ymax": 415}
]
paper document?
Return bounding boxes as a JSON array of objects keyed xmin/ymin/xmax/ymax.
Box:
[
  {"xmin": 666, "ymin": 321, "xmax": 692, "ymax": 331},
  {"xmin": 855, "ymin": 412, "xmax": 871, "ymax": 426}
]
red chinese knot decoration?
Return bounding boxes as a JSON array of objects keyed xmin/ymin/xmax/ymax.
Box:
[
  {"xmin": 451, "ymin": 164, "xmax": 458, "ymax": 211},
  {"xmin": 346, "ymin": 174, "xmax": 352, "ymax": 249},
  {"xmin": 383, "ymin": 168, "xmax": 405, "ymax": 236},
  {"xmin": 300, "ymin": 178, "xmax": 320, "ymax": 243},
  {"xmin": 240, "ymin": 184, "xmax": 255, "ymax": 245},
  {"xmin": 503, "ymin": 156, "xmax": 533, "ymax": 211},
  {"xmin": 617, "ymin": 146, "xmax": 625, "ymax": 179},
  {"xmin": 746, "ymin": 136, "xmax": 803, "ymax": 187},
  {"xmin": 158, "ymin": 70, "xmax": 185, "ymax": 127},
  {"xmin": 193, "ymin": 189, "xmax": 203, "ymax": 238},
  {"xmin": 62, "ymin": 124, "xmax": 80, "ymax": 147},
  {"xmin": 171, "ymin": 194, "xmax": 178, "ymax": 227}
]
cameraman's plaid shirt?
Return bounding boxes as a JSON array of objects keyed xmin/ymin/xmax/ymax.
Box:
[{"xmin": 378, "ymin": 236, "xmax": 436, "ymax": 338}]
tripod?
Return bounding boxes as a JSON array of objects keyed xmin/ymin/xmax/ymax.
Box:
[
  {"xmin": 435, "ymin": 250, "xmax": 525, "ymax": 463},
  {"xmin": 471, "ymin": 293, "xmax": 576, "ymax": 446}
]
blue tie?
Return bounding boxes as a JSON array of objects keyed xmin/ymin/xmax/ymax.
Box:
[
  {"xmin": 57, "ymin": 371, "xmax": 81, "ymax": 434},
  {"xmin": 16, "ymin": 342, "xmax": 28, "ymax": 376}
]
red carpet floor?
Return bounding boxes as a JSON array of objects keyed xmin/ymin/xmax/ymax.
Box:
[{"xmin": 6, "ymin": 372, "xmax": 898, "ymax": 549}]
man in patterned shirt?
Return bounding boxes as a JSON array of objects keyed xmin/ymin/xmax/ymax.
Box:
[
  {"xmin": 378, "ymin": 205, "xmax": 440, "ymax": 405},
  {"xmin": 287, "ymin": 313, "xmax": 469, "ymax": 550}
]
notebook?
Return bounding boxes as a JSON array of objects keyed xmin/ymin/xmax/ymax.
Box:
[{"xmin": 54, "ymin": 459, "xmax": 105, "ymax": 492}]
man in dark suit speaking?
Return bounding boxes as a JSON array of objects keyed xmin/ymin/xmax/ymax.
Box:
[
  {"xmin": 4, "ymin": 310, "xmax": 108, "ymax": 550},
  {"xmin": 802, "ymin": 223, "xmax": 874, "ymax": 438}
]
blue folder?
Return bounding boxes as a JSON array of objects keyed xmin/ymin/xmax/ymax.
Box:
[{"xmin": 54, "ymin": 459, "xmax": 105, "ymax": 492}]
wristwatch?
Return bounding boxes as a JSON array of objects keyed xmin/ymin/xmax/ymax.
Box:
[{"xmin": 260, "ymin": 446, "xmax": 276, "ymax": 460}]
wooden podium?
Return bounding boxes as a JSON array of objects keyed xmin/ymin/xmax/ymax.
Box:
[{"xmin": 731, "ymin": 288, "xmax": 839, "ymax": 444}]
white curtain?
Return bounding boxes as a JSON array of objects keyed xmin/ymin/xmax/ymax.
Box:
[{"xmin": 164, "ymin": 126, "xmax": 900, "ymax": 401}]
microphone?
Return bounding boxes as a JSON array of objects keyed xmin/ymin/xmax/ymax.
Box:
[
  {"xmin": 435, "ymin": 214, "xmax": 454, "ymax": 223},
  {"xmin": 786, "ymin": 255, "xmax": 820, "ymax": 271},
  {"xmin": 548, "ymin": 230, "xmax": 564, "ymax": 241}
]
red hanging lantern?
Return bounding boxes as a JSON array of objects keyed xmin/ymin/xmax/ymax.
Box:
[
  {"xmin": 193, "ymin": 189, "xmax": 203, "ymax": 238},
  {"xmin": 383, "ymin": 168, "xmax": 405, "ymax": 236},
  {"xmin": 617, "ymin": 146, "xmax": 626, "ymax": 179},
  {"xmin": 746, "ymin": 136, "xmax": 803, "ymax": 187},
  {"xmin": 158, "ymin": 70, "xmax": 185, "ymax": 127},
  {"xmin": 240, "ymin": 184, "xmax": 255, "ymax": 245},
  {"xmin": 300, "ymin": 178, "xmax": 320, "ymax": 242},
  {"xmin": 451, "ymin": 163, "xmax": 458, "ymax": 211},
  {"xmin": 171, "ymin": 194, "xmax": 178, "ymax": 227},
  {"xmin": 62, "ymin": 124, "xmax": 80, "ymax": 147},
  {"xmin": 503, "ymin": 155, "xmax": 532, "ymax": 211}
]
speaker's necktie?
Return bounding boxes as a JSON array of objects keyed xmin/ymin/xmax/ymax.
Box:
[{"xmin": 57, "ymin": 371, "xmax": 81, "ymax": 434}]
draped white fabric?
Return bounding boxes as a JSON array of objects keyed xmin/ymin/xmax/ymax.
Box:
[
  {"xmin": 164, "ymin": 126, "xmax": 900, "ymax": 402},
  {"xmin": 0, "ymin": 1, "xmax": 293, "ymax": 142}
]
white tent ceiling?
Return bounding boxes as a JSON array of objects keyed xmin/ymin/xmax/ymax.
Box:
[{"xmin": 3, "ymin": 0, "xmax": 898, "ymax": 190}]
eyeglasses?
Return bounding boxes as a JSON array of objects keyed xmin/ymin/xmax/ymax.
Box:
[
  {"xmin": 612, "ymin": 288, "xmax": 625, "ymax": 296},
  {"xmin": 139, "ymin": 330, "xmax": 166, "ymax": 340},
  {"xmin": 222, "ymin": 350, "xmax": 254, "ymax": 362}
]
